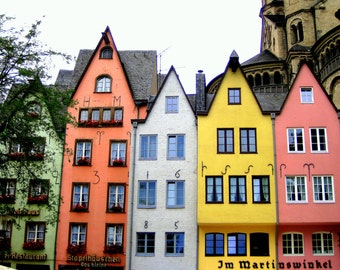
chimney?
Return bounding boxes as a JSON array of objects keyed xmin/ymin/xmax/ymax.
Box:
[{"xmin": 196, "ymin": 70, "xmax": 206, "ymax": 113}]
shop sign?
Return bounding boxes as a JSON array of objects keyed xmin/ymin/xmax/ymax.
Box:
[
  {"xmin": 67, "ymin": 254, "xmax": 121, "ymax": 268},
  {"xmin": 6, "ymin": 208, "xmax": 40, "ymax": 216},
  {"xmin": 217, "ymin": 259, "xmax": 333, "ymax": 269},
  {"xmin": 4, "ymin": 252, "xmax": 47, "ymax": 261}
]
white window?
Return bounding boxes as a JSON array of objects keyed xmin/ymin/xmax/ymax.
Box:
[
  {"xmin": 106, "ymin": 224, "xmax": 123, "ymax": 247},
  {"xmin": 286, "ymin": 176, "xmax": 307, "ymax": 202},
  {"xmin": 282, "ymin": 233, "xmax": 304, "ymax": 255},
  {"xmin": 108, "ymin": 184, "xmax": 125, "ymax": 212},
  {"xmin": 25, "ymin": 222, "xmax": 45, "ymax": 246},
  {"xmin": 72, "ymin": 184, "xmax": 89, "ymax": 211},
  {"xmin": 110, "ymin": 141, "xmax": 126, "ymax": 166},
  {"xmin": 96, "ymin": 76, "xmax": 111, "ymax": 92},
  {"xmin": 310, "ymin": 128, "xmax": 327, "ymax": 152},
  {"xmin": 75, "ymin": 141, "xmax": 92, "ymax": 165},
  {"xmin": 300, "ymin": 87, "xmax": 313, "ymax": 103},
  {"xmin": 287, "ymin": 128, "xmax": 304, "ymax": 153},
  {"xmin": 312, "ymin": 232, "xmax": 333, "ymax": 255},
  {"xmin": 91, "ymin": 109, "xmax": 100, "ymax": 121},
  {"xmin": 313, "ymin": 176, "xmax": 334, "ymax": 202},
  {"xmin": 70, "ymin": 224, "xmax": 86, "ymax": 245}
]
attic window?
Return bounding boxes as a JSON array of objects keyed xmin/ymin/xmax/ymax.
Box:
[{"xmin": 100, "ymin": 47, "xmax": 113, "ymax": 59}]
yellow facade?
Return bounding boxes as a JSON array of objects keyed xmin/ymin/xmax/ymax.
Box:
[{"xmin": 197, "ymin": 54, "xmax": 277, "ymax": 269}]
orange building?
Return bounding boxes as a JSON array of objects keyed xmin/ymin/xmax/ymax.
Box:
[{"xmin": 55, "ymin": 27, "xmax": 157, "ymax": 270}]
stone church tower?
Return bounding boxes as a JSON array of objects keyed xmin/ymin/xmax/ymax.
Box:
[{"xmin": 242, "ymin": 0, "xmax": 340, "ymax": 107}]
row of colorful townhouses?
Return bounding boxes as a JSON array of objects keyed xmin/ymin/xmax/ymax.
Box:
[{"xmin": 0, "ymin": 25, "xmax": 340, "ymax": 270}]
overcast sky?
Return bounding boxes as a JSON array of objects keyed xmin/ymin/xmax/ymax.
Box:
[{"xmin": 2, "ymin": 0, "xmax": 262, "ymax": 93}]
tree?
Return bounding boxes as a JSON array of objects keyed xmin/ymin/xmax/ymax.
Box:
[{"xmin": 0, "ymin": 15, "xmax": 75, "ymax": 231}]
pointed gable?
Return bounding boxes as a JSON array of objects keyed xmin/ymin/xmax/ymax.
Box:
[
  {"xmin": 145, "ymin": 66, "xmax": 195, "ymax": 118},
  {"xmin": 56, "ymin": 26, "xmax": 157, "ymax": 103},
  {"xmin": 279, "ymin": 63, "xmax": 338, "ymax": 117}
]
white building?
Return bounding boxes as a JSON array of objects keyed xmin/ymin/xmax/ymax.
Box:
[{"xmin": 128, "ymin": 66, "xmax": 197, "ymax": 270}]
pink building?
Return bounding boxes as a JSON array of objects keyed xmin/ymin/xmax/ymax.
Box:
[{"xmin": 275, "ymin": 63, "xmax": 340, "ymax": 268}]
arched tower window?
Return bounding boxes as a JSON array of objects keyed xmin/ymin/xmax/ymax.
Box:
[
  {"xmin": 255, "ymin": 74, "xmax": 262, "ymax": 86},
  {"xmin": 274, "ymin": 71, "xmax": 282, "ymax": 84},
  {"xmin": 263, "ymin": 72, "xmax": 270, "ymax": 85},
  {"xmin": 297, "ymin": 22, "xmax": 304, "ymax": 42},
  {"xmin": 247, "ymin": 75, "xmax": 254, "ymax": 88},
  {"xmin": 290, "ymin": 20, "xmax": 304, "ymax": 44}
]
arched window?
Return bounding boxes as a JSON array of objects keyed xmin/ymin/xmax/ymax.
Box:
[
  {"xmin": 263, "ymin": 72, "xmax": 270, "ymax": 85},
  {"xmin": 96, "ymin": 76, "xmax": 111, "ymax": 92},
  {"xmin": 291, "ymin": 25, "xmax": 298, "ymax": 44},
  {"xmin": 297, "ymin": 22, "xmax": 304, "ymax": 42},
  {"xmin": 247, "ymin": 75, "xmax": 254, "ymax": 88},
  {"xmin": 274, "ymin": 71, "xmax": 282, "ymax": 84},
  {"xmin": 100, "ymin": 47, "xmax": 113, "ymax": 59},
  {"xmin": 255, "ymin": 74, "xmax": 262, "ymax": 86},
  {"xmin": 290, "ymin": 20, "xmax": 304, "ymax": 44}
]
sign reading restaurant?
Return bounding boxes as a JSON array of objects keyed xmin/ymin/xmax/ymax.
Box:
[{"xmin": 217, "ymin": 259, "xmax": 333, "ymax": 269}]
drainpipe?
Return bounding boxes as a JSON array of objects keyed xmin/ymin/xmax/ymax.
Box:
[
  {"xmin": 127, "ymin": 121, "xmax": 138, "ymax": 270},
  {"xmin": 271, "ymin": 112, "xmax": 279, "ymax": 269}
]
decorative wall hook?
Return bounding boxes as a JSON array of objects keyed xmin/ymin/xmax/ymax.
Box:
[
  {"xmin": 96, "ymin": 131, "xmax": 104, "ymax": 145},
  {"xmin": 280, "ymin": 164, "xmax": 286, "ymax": 178},
  {"xmin": 245, "ymin": 165, "xmax": 253, "ymax": 174},
  {"xmin": 127, "ymin": 131, "xmax": 131, "ymax": 145},
  {"xmin": 201, "ymin": 162, "xmax": 207, "ymax": 177},
  {"xmin": 267, "ymin": 164, "xmax": 274, "ymax": 175},
  {"xmin": 221, "ymin": 165, "xmax": 231, "ymax": 175},
  {"xmin": 303, "ymin": 163, "xmax": 315, "ymax": 181}
]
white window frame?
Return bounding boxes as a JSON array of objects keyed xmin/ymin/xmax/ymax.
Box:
[
  {"xmin": 285, "ymin": 176, "xmax": 307, "ymax": 203},
  {"xmin": 287, "ymin": 128, "xmax": 305, "ymax": 153},
  {"xmin": 312, "ymin": 176, "xmax": 334, "ymax": 203},
  {"xmin": 300, "ymin": 87, "xmax": 313, "ymax": 103},
  {"xmin": 72, "ymin": 183, "xmax": 89, "ymax": 210},
  {"xmin": 282, "ymin": 232, "xmax": 304, "ymax": 255},
  {"xmin": 26, "ymin": 222, "xmax": 45, "ymax": 243},
  {"xmin": 309, "ymin": 128, "xmax": 328, "ymax": 153},
  {"xmin": 110, "ymin": 141, "xmax": 126, "ymax": 166},
  {"xmin": 96, "ymin": 76, "xmax": 111, "ymax": 92},
  {"xmin": 312, "ymin": 232, "xmax": 334, "ymax": 255},
  {"xmin": 106, "ymin": 224, "xmax": 123, "ymax": 246},
  {"xmin": 108, "ymin": 184, "xmax": 125, "ymax": 211},
  {"xmin": 70, "ymin": 224, "xmax": 86, "ymax": 245}
]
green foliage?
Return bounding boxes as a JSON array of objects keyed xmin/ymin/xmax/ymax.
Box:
[{"xmin": 0, "ymin": 15, "xmax": 75, "ymax": 228}]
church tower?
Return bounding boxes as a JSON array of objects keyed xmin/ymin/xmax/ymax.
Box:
[{"xmin": 243, "ymin": 0, "xmax": 340, "ymax": 107}]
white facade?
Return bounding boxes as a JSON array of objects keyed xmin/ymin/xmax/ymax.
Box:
[{"xmin": 128, "ymin": 67, "xmax": 197, "ymax": 270}]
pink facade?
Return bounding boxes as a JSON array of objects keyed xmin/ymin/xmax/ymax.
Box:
[{"xmin": 275, "ymin": 63, "xmax": 340, "ymax": 267}]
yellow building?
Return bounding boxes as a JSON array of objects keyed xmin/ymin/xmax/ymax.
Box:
[{"xmin": 196, "ymin": 51, "xmax": 277, "ymax": 269}]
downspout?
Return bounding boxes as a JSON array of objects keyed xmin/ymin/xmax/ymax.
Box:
[
  {"xmin": 271, "ymin": 112, "xmax": 279, "ymax": 269},
  {"xmin": 127, "ymin": 121, "xmax": 138, "ymax": 270}
]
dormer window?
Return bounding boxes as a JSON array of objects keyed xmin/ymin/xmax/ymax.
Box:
[
  {"xmin": 100, "ymin": 47, "xmax": 113, "ymax": 59},
  {"xmin": 96, "ymin": 76, "xmax": 111, "ymax": 93}
]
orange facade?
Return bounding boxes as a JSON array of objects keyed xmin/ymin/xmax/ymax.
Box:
[{"xmin": 55, "ymin": 27, "xmax": 148, "ymax": 270}]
